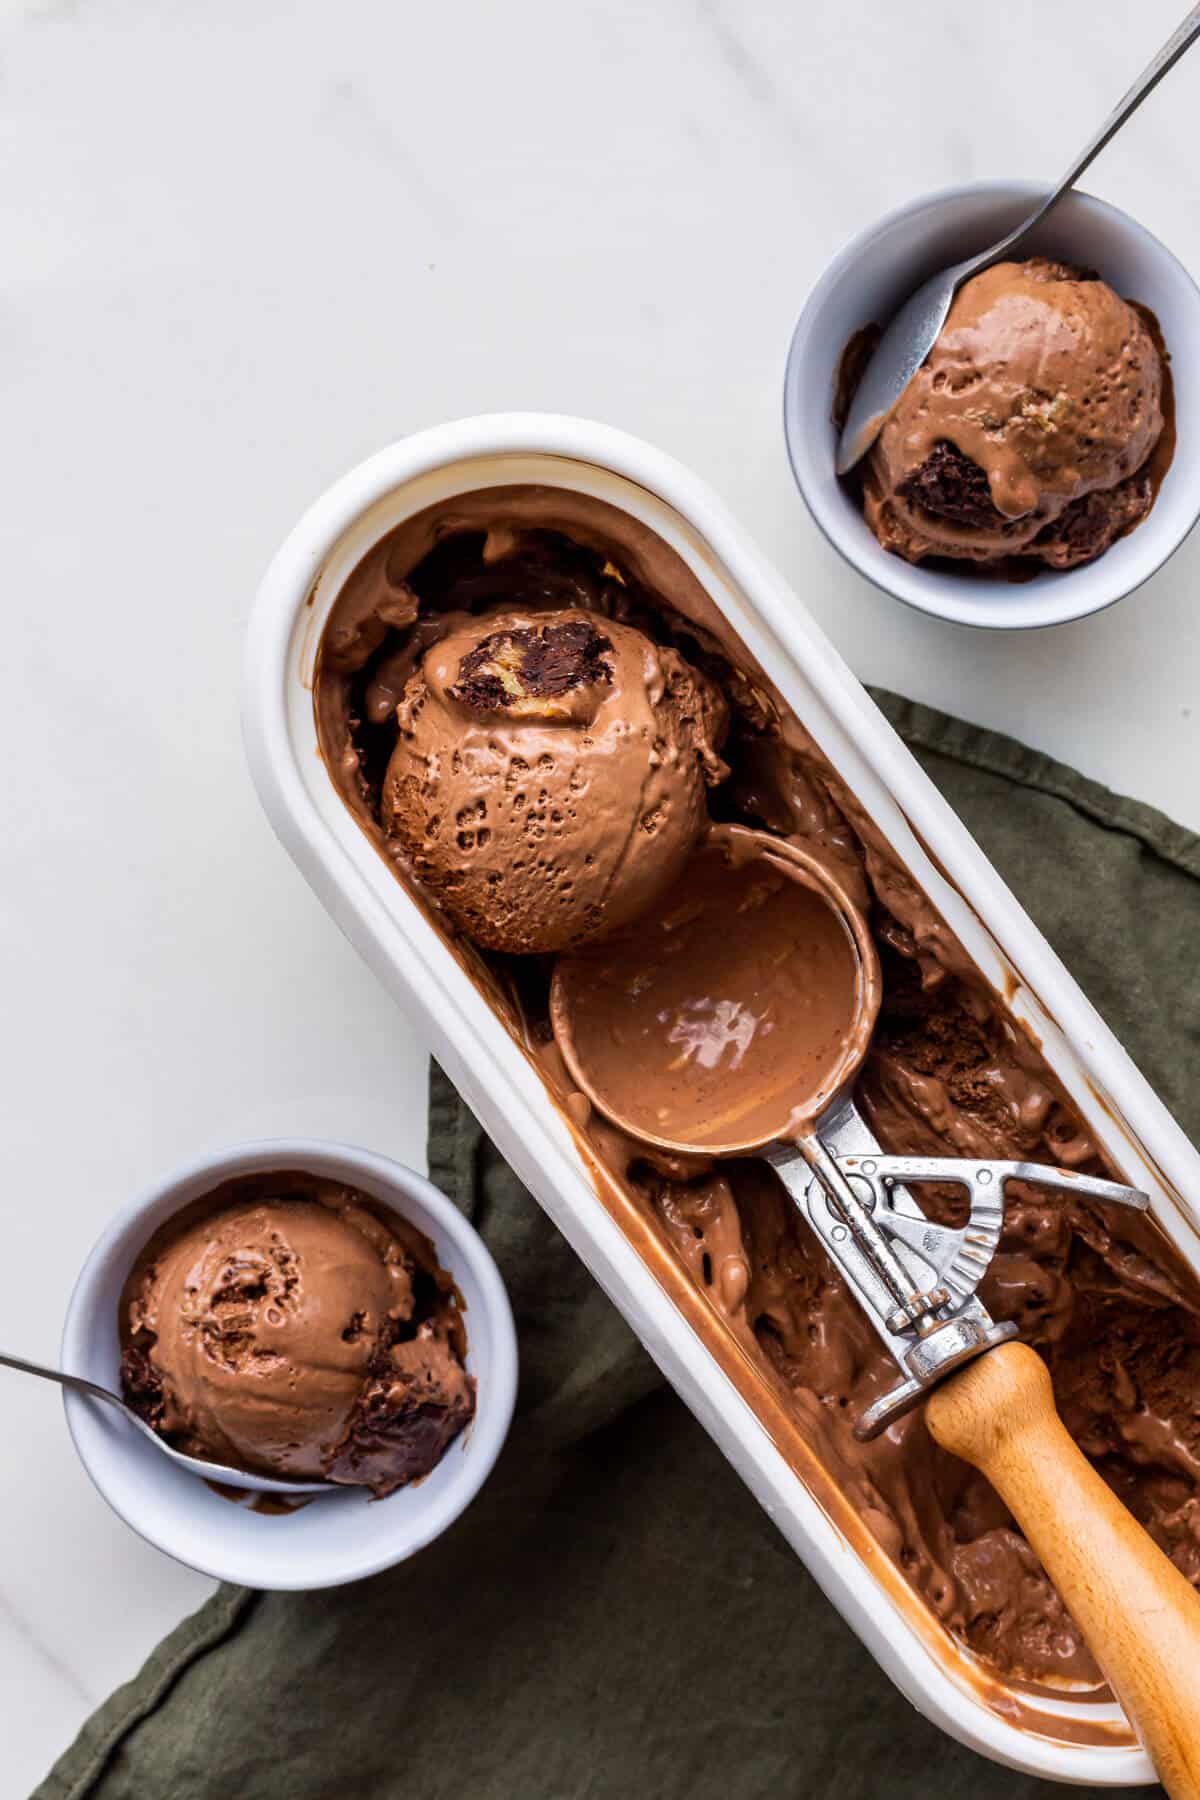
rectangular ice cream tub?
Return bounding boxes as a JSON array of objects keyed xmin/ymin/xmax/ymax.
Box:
[{"xmin": 243, "ymin": 415, "xmax": 1200, "ymax": 1787}]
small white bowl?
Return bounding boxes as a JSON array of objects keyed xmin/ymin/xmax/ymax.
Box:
[
  {"xmin": 61, "ymin": 1140, "xmax": 518, "ymax": 1590},
  {"xmin": 784, "ymin": 180, "xmax": 1200, "ymax": 630}
]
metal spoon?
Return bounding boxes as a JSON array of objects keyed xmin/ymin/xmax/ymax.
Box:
[
  {"xmin": 836, "ymin": 4, "xmax": 1200, "ymax": 475},
  {"xmin": 1, "ymin": 1348, "xmax": 341, "ymax": 1495}
]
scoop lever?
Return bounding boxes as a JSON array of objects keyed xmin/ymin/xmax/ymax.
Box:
[{"xmin": 767, "ymin": 1095, "xmax": 1149, "ymax": 1440}]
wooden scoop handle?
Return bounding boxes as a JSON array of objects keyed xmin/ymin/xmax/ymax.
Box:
[{"xmin": 926, "ymin": 1341, "xmax": 1200, "ymax": 1799}]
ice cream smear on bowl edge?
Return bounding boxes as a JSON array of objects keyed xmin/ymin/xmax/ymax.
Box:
[
  {"xmin": 314, "ymin": 484, "xmax": 1200, "ymax": 1690},
  {"xmin": 842, "ymin": 257, "xmax": 1175, "ymax": 574},
  {"xmin": 120, "ymin": 1171, "xmax": 474, "ymax": 1498}
]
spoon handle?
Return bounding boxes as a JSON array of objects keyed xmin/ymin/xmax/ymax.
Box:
[
  {"xmin": 1028, "ymin": 5, "xmax": 1200, "ymax": 236},
  {"xmin": 0, "ymin": 1347, "xmax": 127, "ymax": 1412},
  {"xmin": 0, "ymin": 1346, "xmax": 338, "ymax": 1492}
]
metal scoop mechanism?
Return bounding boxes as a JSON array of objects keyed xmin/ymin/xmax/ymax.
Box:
[{"xmin": 769, "ymin": 1097, "xmax": 1149, "ymax": 1441}]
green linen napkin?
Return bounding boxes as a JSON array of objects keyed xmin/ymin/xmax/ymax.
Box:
[{"xmin": 38, "ymin": 689, "xmax": 1200, "ymax": 1800}]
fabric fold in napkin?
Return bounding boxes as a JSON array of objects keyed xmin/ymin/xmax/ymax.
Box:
[{"xmin": 39, "ymin": 688, "xmax": 1198, "ymax": 1800}]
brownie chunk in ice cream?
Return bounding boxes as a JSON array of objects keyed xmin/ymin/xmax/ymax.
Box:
[
  {"xmin": 381, "ymin": 606, "xmax": 727, "ymax": 955},
  {"xmin": 120, "ymin": 1172, "xmax": 474, "ymax": 1497},
  {"xmin": 858, "ymin": 258, "xmax": 1172, "ymax": 571}
]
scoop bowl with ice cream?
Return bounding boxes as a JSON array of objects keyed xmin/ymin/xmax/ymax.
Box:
[
  {"xmin": 60, "ymin": 1141, "xmax": 517, "ymax": 1589},
  {"xmin": 785, "ymin": 181, "xmax": 1200, "ymax": 628},
  {"xmin": 118, "ymin": 1171, "xmax": 475, "ymax": 1497}
]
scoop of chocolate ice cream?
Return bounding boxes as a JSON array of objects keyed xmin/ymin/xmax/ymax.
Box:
[
  {"xmin": 381, "ymin": 606, "xmax": 728, "ymax": 954},
  {"xmin": 861, "ymin": 258, "xmax": 1170, "ymax": 570},
  {"xmin": 120, "ymin": 1174, "xmax": 474, "ymax": 1497}
]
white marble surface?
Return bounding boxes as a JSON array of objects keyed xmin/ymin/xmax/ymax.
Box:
[{"xmin": 3, "ymin": 0, "xmax": 1198, "ymax": 1790}]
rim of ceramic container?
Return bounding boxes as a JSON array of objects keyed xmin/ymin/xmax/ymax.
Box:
[
  {"xmin": 784, "ymin": 179, "xmax": 1200, "ymax": 631},
  {"xmin": 60, "ymin": 1139, "xmax": 518, "ymax": 1588}
]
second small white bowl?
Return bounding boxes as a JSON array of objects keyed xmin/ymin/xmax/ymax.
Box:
[
  {"xmin": 784, "ymin": 180, "xmax": 1200, "ymax": 630},
  {"xmin": 62, "ymin": 1140, "xmax": 518, "ymax": 1590}
]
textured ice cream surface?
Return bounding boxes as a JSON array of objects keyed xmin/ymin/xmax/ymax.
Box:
[
  {"xmin": 859, "ymin": 258, "xmax": 1172, "ymax": 571},
  {"xmin": 381, "ymin": 604, "xmax": 727, "ymax": 955},
  {"xmin": 120, "ymin": 1173, "xmax": 474, "ymax": 1498}
]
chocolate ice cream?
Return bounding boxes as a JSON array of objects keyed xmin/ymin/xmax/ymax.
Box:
[
  {"xmin": 380, "ymin": 606, "xmax": 727, "ymax": 954},
  {"xmin": 314, "ymin": 487, "xmax": 1200, "ymax": 1687},
  {"xmin": 120, "ymin": 1172, "xmax": 474, "ymax": 1497},
  {"xmin": 855, "ymin": 258, "xmax": 1173, "ymax": 572}
]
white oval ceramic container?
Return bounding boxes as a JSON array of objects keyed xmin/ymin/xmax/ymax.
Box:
[
  {"xmin": 243, "ymin": 414, "xmax": 1200, "ymax": 1783},
  {"xmin": 62, "ymin": 1140, "xmax": 518, "ymax": 1590},
  {"xmin": 785, "ymin": 180, "xmax": 1200, "ymax": 629}
]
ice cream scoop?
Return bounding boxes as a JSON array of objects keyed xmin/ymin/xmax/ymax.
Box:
[
  {"xmin": 837, "ymin": 5, "xmax": 1200, "ymax": 477},
  {"xmin": 381, "ymin": 606, "xmax": 727, "ymax": 955},
  {"xmin": 552, "ymin": 823, "xmax": 1200, "ymax": 1798}
]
